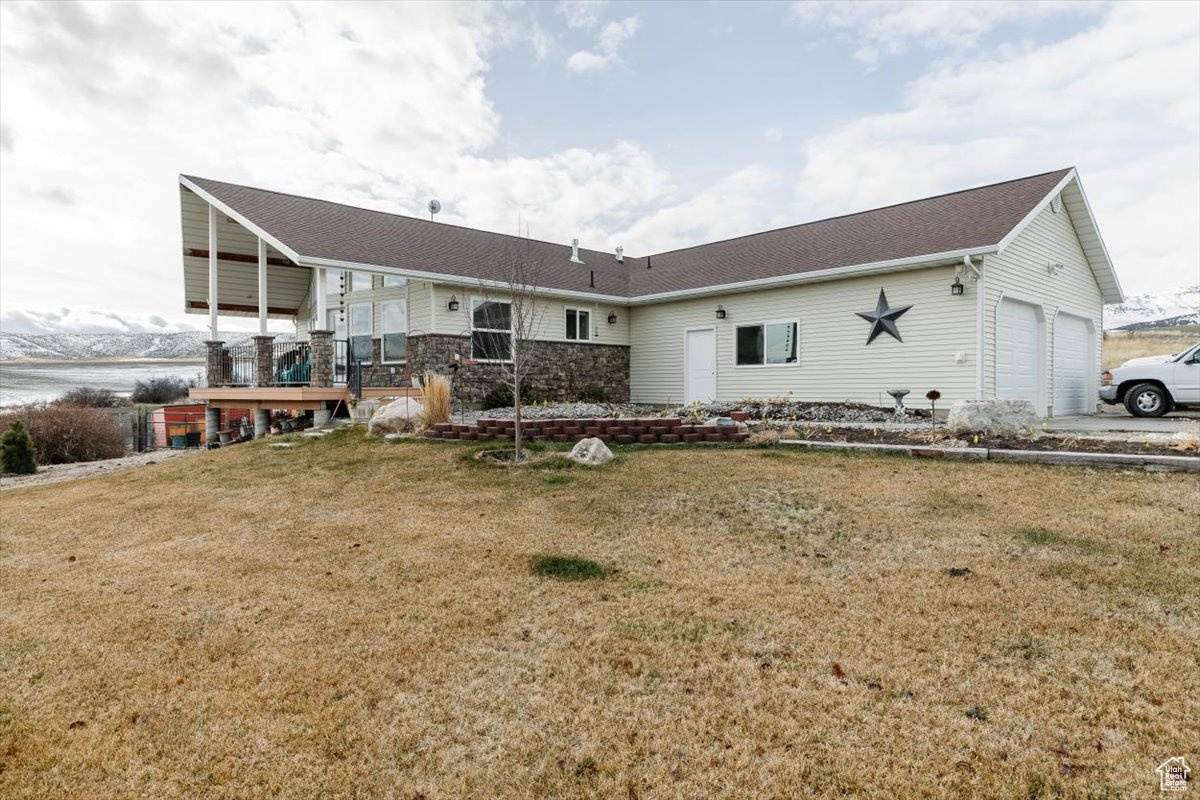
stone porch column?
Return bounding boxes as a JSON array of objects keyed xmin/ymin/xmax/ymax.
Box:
[
  {"xmin": 205, "ymin": 340, "xmax": 224, "ymax": 387},
  {"xmin": 310, "ymin": 329, "xmax": 334, "ymax": 388},
  {"xmin": 253, "ymin": 335, "xmax": 275, "ymax": 387}
]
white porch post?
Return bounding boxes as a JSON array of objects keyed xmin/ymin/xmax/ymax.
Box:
[
  {"xmin": 208, "ymin": 205, "xmax": 219, "ymax": 339},
  {"xmin": 257, "ymin": 238, "xmax": 268, "ymax": 335},
  {"xmin": 315, "ymin": 267, "xmax": 328, "ymax": 326}
]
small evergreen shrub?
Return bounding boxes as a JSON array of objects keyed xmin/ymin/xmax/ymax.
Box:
[
  {"xmin": 131, "ymin": 376, "xmax": 190, "ymax": 404},
  {"xmin": 481, "ymin": 384, "xmax": 514, "ymax": 410},
  {"xmin": 1, "ymin": 420, "xmax": 38, "ymax": 474}
]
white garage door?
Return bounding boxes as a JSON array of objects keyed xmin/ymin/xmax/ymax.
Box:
[
  {"xmin": 996, "ymin": 298, "xmax": 1040, "ymax": 407},
  {"xmin": 1053, "ymin": 313, "xmax": 1092, "ymax": 415}
]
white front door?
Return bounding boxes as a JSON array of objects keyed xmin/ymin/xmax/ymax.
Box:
[
  {"xmin": 685, "ymin": 328, "xmax": 717, "ymax": 404},
  {"xmin": 1053, "ymin": 313, "xmax": 1092, "ymax": 415},
  {"xmin": 996, "ymin": 298, "xmax": 1040, "ymax": 409}
]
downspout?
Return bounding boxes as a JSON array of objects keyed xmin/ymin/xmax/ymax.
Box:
[{"xmin": 968, "ymin": 255, "xmax": 985, "ymax": 400}]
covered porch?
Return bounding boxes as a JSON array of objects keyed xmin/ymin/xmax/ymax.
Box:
[{"xmin": 179, "ymin": 178, "xmax": 412, "ymax": 444}]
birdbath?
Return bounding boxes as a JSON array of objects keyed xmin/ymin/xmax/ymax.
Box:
[{"xmin": 887, "ymin": 389, "xmax": 910, "ymax": 417}]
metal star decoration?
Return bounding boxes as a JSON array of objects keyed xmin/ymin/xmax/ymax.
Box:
[{"xmin": 856, "ymin": 289, "xmax": 912, "ymax": 345}]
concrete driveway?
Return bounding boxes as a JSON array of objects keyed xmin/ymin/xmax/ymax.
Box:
[{"xmin": 1047, "ymin": 411, "xmax": 1200, "ymax": 433}]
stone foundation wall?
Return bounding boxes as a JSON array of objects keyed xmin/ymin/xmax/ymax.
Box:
[{"xmin": 403, "ymin": 334, "xmax": 630, "ymax": 406}]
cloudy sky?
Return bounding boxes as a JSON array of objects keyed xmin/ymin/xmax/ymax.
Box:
[{"xmin": 0, "ymin": 0, "xmax": 1197, "ymax": 333}]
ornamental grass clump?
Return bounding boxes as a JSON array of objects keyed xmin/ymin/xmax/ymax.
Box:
[{"xmin": 417, "ymin": 372, "xmax": 452, "ymax": 432}]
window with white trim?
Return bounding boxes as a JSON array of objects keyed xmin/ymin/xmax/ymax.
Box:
[
  {"xmin": 381, "ymin": 300, "xmax": 407, "ymax": 362},
  {"xmin": 471, "ymin": 299, "xmax": 512, "ymax": 362},
  {"xmin": 351, "ymin": 272, "xmax": 372, "ymax": 292},
  {"xmin": 382, "ymin": 274, "xmax": 407, "ymax": 288},
  {"xmin": 565, "ymin": 308, "xmax": 591, "ymax": 341},
  {"xmin": 327, "ymin": 309, "xmax": 348, "ymax": 341},
  {"xmin": 735, "ymin": 321, "xmax": 797, "ymax": 366},
  {"xmin": 349, "ymin": 302, "xmax": 373, "ymax": 362}
]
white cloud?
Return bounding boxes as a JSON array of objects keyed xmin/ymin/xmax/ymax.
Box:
[
  {"xmin": 765, "ymin": 126, "xmax": 784, "ymax": 143},
  {"xmin": 557, "ymin": 0, "xmax": 605, "ymax": 30},
  {"xmin": 0, "ymin": 2, "xmax": 670, "ymax": 329},
  {"xmin": 613, "ymin": 165, "xmax": 779, "ymax": 255},
  {"xmin": 789, "ymin": 1, "xmax": 1200, "ymax": 294},
  {"xmin": 566, "ymin": 15, "xmax": 640, "ymax": 74},
  {"xmin": 790, "ymin": 0, "xmax": 1097, "ymax": 66},
  {"xmin": 530, "ymin": 21, "xmax": 553, "ymax": 61}
]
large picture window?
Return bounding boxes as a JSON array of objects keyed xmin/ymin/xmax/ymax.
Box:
[
  {"xmin": 735, "ymin": 321, "xmax": 797, "ymax": 366},
  {"xmin": 471, "ymin": 299, "xmax": 512, "ymax": 362},
  {"xmin": 565, "ymin": 308, "xmax": 591, "ymax": 341},
  {"xmin": 349, "ymin": 302, "xmax": 373, "ymax": 362},
  {"xmin": 381, "ymin": 300, "xmax": 406, "ymax": 362}
]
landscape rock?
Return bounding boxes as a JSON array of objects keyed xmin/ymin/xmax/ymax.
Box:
[
  {"xmin": 567, "ymin": 437, "xmax": 614, "ymax": 466},
  {"xmin": 367, "ymin": 398, "xmax": 423, "ymax": 436},
  {"xmin": 947, "ymin": 399, "xmax": 1039, "ymax": 435}
]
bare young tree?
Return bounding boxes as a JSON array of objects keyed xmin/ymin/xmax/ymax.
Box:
[{"xmin": 475, "ymin": 233, "xmax": 546, "ymax": 460}]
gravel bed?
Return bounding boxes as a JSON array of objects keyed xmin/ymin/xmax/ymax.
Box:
[
  {"xmin": 665, "ymin": 400, "xmax": 928, "ymax": 423},
  {"xmin": 456, "ymin": 402, "xmax": 660, "ymax": 422},
  {"xmin": 450, "ymin": 400, "xmax": 926, "ymax": 425}
]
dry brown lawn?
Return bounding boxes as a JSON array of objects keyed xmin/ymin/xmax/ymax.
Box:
[
  {"xmin": 1102, "ymin": 327, "xmax": 1199, "ymax": 370},
  {"xmin": 2, "ymin": 432, "xmax": 1197, "ymax": 799}
]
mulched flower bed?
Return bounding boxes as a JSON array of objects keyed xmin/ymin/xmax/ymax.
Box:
[{"xmin": 780, "ymin": 425, "xmax": 1197, "ymax": 457}]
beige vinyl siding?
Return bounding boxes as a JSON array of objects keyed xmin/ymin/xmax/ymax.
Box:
[
  {"xmin": 982, "ymin": 200, "xmax": 1102, "ymax": 414},
  {"xmin": 428, "ymin": 283, "xmax": 630, "ymax": 347},
  {"xmin": 180, "ymin": 189, "xmax": 308, "ymax": 317},
  {"xmin": 629, "ymin": 266, "xmax": 977, "ymax": 406}
]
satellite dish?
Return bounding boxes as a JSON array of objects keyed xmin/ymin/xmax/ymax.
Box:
[{"xmin": 427, "ymin": 199, "xmax": 441, "ymax": 220}]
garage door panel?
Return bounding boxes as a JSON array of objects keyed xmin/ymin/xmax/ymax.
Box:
[
  {"xmin": 1053, "ymin": 314, "xmax": 1091, "ymax": 415},
  {"xmin": 996, "ymin": 299, "xmax": 1039, "ymax": 407}
]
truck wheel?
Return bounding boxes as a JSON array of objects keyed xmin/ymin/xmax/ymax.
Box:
[{"xmin": 1124, "ymin": 383, "xmax": 1169, "ymax": 417}]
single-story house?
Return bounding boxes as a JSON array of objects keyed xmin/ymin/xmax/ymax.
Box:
[{"xmin": 181, "ymin": 167, "xmax": 1121, "ymax": 433}]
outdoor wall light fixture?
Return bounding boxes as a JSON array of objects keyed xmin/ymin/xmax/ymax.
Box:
[
  {"xmin": 447, "ymin": 295, "xmax": 460, "ymax": 312},
  {"xmin": 950, "ymin": 277, "xmax": 965, "ymax": 296},
  {"xmin": 607, "ymin": 311, "xmax": 618, "ymax": 325},
  {"xmin": 715, "ymin": 305, "xmax": 727, "ymax": 320}
]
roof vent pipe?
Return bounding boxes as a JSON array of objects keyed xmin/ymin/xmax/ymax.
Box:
[
  {"xmin": 589, "ymin": 270, "xmax": 595, "ymax": 288},
  {"xmin": 615, "ymin": 246, "xmax": 624, "ymax": 263},
  {"xmin": 570, "ymin": 239, "xmax": 584, "ymax": 264}
]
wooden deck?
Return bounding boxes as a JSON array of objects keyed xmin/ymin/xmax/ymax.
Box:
[{"xmin": 189, "ymin": 386, "xmax": 422, "ymax": 410}]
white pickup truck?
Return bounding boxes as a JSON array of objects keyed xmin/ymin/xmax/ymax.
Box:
[{"xmin": 1100, "ymin": 341, "xmax": 1200, "ymax": 416}]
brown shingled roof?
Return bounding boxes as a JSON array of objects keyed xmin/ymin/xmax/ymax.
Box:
[{"xmin": 183, "ymin": 168, "xmax": 1073, "ymax": 300}]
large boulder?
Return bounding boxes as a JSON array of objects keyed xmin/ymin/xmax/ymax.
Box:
[
  {"xmin": 947, "ymin": 399, "xmax": 1039, "ymax": 435},
  {"xmin": 367, "ymin": 398, "xmax": 424, "ymax": 436},
  {"xmin": 567, "ymin": 437, "xmax": 614, "ymax": 466}
]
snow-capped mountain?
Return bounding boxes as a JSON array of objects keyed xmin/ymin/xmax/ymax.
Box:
[
  {"xmin": 1105, "ymin": 285, "xmax": 1199, "ymax": 330},
  {"xmin": 0, "ymin": 332, "xmax": 298, "ymax": 361}
]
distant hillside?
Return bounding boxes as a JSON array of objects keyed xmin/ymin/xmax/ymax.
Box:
[
  {"xmin": 0, "ymin": 332, "xmax": 298, "ymax": 361},
  {"xmin": 1105, "ymin": 284, "xmax": 1198, "ymax": 330},
  {"xmin": 1111, "ymin": 314, "xmax": 1200, "ymax": 332}
]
